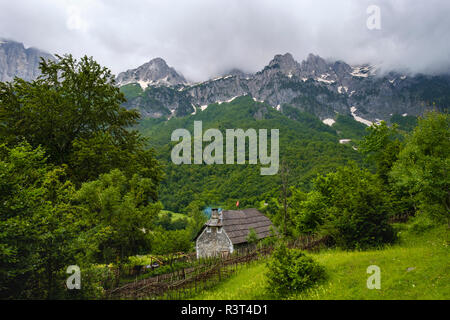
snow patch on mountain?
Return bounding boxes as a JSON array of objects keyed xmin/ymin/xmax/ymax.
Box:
[
  {"xmin": 218, "ymin": 95, "xmax": 241, "ymax": 105},
  {"xmin": 350, "ymin": 66, "xmax": 370, "ymax": 78},
  {"xmin": 323, "ymin": 118, "xmax": 336, "ymax": 126},
  {"xmin": 338, "ymin": 86, "xmax": 348, "ymax": 94},
  {"xmin": 350, "ymin": 106, "xmax": 373, "ymax": 126}
]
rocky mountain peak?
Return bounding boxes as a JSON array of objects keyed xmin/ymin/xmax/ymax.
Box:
[
  {"xmin": 300, "ymin": 53, "xmax": 329, "ymax": 75},
  {"xmin": 268, "ymin": 53, "xmax": 299, "ymax": 72},
  {"xmin": 113, "ymin": 50, "xmax": 449, "ymax": 126},
  {"xmin": 331, "ymin": 60, "xmax": 353, "ymax": 76},
  {"xmin": 144, "ymin": 57, "xmax": 169, "ymax": 69},
  {"xmin": 116, "ymin": 57, "xmax": 187, "ymax": 89},
  {"xmin": 221, "ymin": 68, "xmax": 252, "ymax": 78},
  {"xmin": 0, "ymin": 39, "xmax": 54, "ymax": 82}
]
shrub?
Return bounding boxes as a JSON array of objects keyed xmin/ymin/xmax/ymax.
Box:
[
  {"xmin": 246, "ymin": 228, "xmax": 258, "ymax": 245},
  {"xmin": 390, "ymin": 111, "xmax": 450, "ymax": 224},
  {"xmin": 65, "ymin": 264, "xmax": 112, "ymax": 299},
  {"xmin": 266, "ymin": 243, "xmax": 326, "ymax": 297},
  {"xmin": 300, "ymin": 165, "xmax": 395, "ymax": 249},
  {"xmin": 408, "ymin": 214, "xmax": 437, "ymax": 234}
]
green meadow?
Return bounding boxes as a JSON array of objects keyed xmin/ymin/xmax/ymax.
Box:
[{"xmin": 193, "ymin": 222, "xmax": 449, "ymax": 300}]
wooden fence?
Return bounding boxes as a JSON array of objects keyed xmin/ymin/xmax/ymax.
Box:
[
  {"xmin": 107, "ymin": 234, "xmax": 326, "ymax": 300},
  {"xmin": 388, "ymin": 213, "xmax": 414, "ymax": 224}
]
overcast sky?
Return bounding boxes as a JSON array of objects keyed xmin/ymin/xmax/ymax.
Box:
[{"xmin": 1, "ymin": 0, "xmax": 449, "ymax": 81}]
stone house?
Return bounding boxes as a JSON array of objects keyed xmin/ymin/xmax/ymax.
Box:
[{"xmin": 195, "ymin": 208, "xmax": 274, "ymax": 259}]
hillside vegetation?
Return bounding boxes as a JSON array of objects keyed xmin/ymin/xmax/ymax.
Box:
[{"xmin": 137, "ymin": 96, "xmax": 369, "ymax": 212}]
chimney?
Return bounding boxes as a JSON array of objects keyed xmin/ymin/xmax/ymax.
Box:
[{"xmin": 209, "ymin": 208, "xmax": 221, "ymax": 226}]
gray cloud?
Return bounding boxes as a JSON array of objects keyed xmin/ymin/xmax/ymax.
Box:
[{"xmin": 1, "ymin": 0, "xmax": 450, "ymax": 81}]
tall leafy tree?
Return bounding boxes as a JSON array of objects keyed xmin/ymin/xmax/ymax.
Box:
[
  {"xmin": 296, "ymin": 165, "xmax": 394, "ymax": 249},
  {"xmin": 390, "ymin": 111, "xmax": 450, "ymax": 223},
  {"xmin": 358, "ymin": 121, "xmax": 415, "ymax": 216},
  {"xmin": 74, "ymin": 169, "xmax": 162, "ymax": 266},
  {"xmin": 359, "ymin": 121, "xmax": 402, "ymax": 184},
  {"xmin": 0, "ymin": 143, "xmax": 80, "ymax": 299},
  {"xmin": 0, "ymin": 54, "xmax": 162, "ymax": 187}
]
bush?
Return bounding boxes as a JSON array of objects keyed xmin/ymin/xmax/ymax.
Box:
[
  {"xmin": 390, "ymin": 111, "xmax": 450, "ymax": 224},
  {"xmin": 246, "ymin": 228, "xmax": 258, "ymax": 245},
  {"xmin": 408, "ymin": 214, "xmax": 437, "ymax": 234},
  {"xmin": 65, "ymin": 264, "xmax": 112, "ymax": 299},
  {"xmin": 300, "ymin": 165, "xmax": 395, "ymax": 249},
  {"xmin": 266, "ymin": 243, "xmax": 326, "ymax": 297}
]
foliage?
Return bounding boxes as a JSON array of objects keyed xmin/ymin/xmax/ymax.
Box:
[
  {"xmin": 0, "ymin": 142, "xmax": 80, "ymax": 299},
  {"xmin": 149, "ymin": 229, "xmax": 193, "ymax": 256},
  {"xmin": 263, "ymin": 188, "xmax": 305, "ymax": 238},
  {"xmin": 359, "ymin": 121, "xmax": 402, "ymax": 183},
  {"xmin": 0, "ymin": 54, "xmax": 163, "ymax": 187},
  {"xmin": 407, "ymin": 214, "xmax": 438, "ymax": 235},
  {"xmin": 358, "ymin": 121, "xmax": 415, "ymax": 217},
  {"xmin": 297, "ymin": 165, "xmax": 395, "ymax": 249},
  {"xmin": 293, "ymin": 191, "xmax": 326, "ymax": 235},
  {"xmin": 74, "ymin": 169, "xmax": 162, "ymax": 264},
  {"xmin": 266, "ymin": 243, "xmax": 326, "ymax": 297},
  {"xmin": 390, "ymin": 114, "xmax": 418, "ymax": 132},
  {"xmin": 120, "ymin": 83, "xmax": 143, "ymax": 99},
  {"xmin": 0, "ymin": 55, "xmax": 168, "ymax": 299},
  {"xmin": 390, "ymin": 111, "xmax": 450, "ymax": 223},
  {"xmin": 183, "ymin": 201, "xmax": 208, "ymax": 241},
  {"xmin": 246, "ymin": 228, "xmax": 258, "ymax": 245},
  {"xmin": 154, "ymin": 211, "xmax": 189, "ymax": 230},
  {"xmin": 332, "ymin": 114, "xmax": 368, "ymax": 141},
  {"xmin": 138, "ymin": 95, "xmax": 365, "ymax": 212}
]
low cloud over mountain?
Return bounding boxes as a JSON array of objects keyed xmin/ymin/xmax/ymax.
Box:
[{"xmin": 1, "ymin": 0, "xmax": 450, "ymax": 81}]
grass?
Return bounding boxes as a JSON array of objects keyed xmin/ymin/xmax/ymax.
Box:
[
  {"xmin": 159, "ymin": 210, "xmax": 191, "ymax": 222},
  {"xmin": 193, "ymin": 222, "xmax": 449, "ymax": 300}
]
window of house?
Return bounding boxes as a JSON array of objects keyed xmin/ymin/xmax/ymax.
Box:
[
  {"xmin": 217, "ymin": 227, "xmax": 223, "ymax": 234},
  {"xmin": 206, "ymin": 227, "xmax": 211, "ymax": 233}
]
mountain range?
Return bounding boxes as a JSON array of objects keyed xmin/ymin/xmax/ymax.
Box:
[
  {"xmin": 1, "ymin": 39, "xmax": 449, "ymax": 127},
  {"xmin": 118, "ymin": 53, "xmax": 450, "ymax": 126},
  {"xmin": 0, "ymin": 39, "xmax": 54, "ymax": 82}
]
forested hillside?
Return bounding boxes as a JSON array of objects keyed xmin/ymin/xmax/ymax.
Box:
[{"xmin": 136, "ymin": 96, "xmax": 369, "ymax": 212}]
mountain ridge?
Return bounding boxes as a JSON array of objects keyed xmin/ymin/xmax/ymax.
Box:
[
  {"xmin": 0, "ymin": 39, "xmax": 54, "ymax": 82},
  {"xmin": 120, "ymin": 52, "xmax": 450, "ymax": 125},
  {"xmin": 116, "ymin": 57, "xmax": 188, "ymax": 89},
  {"xmin": 0, "ymin": 39, "xmax": 448, "ymax": 126}
]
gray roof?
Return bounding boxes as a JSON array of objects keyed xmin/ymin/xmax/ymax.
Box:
[{"xmin": 220, "ymin": 208, "xmax": 274, "ymax": 245}]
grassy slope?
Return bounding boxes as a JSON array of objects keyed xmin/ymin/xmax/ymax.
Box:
[
  {"xmin": 193, "ymin": 223, "xmax": 449, "ymax": 300},
  {"xmin": 159, "ymin": 210, "xmax": 191, "ymax": 222}
]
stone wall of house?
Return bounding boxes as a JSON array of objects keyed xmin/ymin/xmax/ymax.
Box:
[{"xmin": 196, "ymin": 227, "xmax": 233, "ymax": 258}]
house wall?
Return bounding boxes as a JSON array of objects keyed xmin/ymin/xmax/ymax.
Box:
[{"xmin": 196, "ymin": 227, "xmax": 233, "ymax": 259}]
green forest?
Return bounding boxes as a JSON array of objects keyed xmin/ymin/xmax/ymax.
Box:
[{"xmin": 0, "ymin": 55, "xmax": 448, "ymax": 299}]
